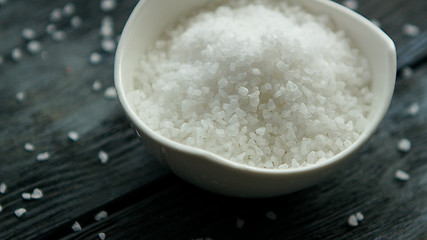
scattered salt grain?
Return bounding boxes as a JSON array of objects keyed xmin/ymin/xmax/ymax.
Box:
[
  {"xmin": 27, "ymin": 40, "xmax": 42, "ymax": 54},
  {"xmin": 98, "ymin": 150, "xmax": 109, "ymax": 164},
  {"xmin": 371, "ymin": 19, "xmax": 381, "ymax": 27},
  {"xmin": 62, "ymin": 3, "xmax": 75, "ymax": 16},
  {"xmin": 100, "ymin": 25, "xmax": 114, "ymax": 37},
  {"xmin": 50, "ymin": 8, "xmax": 63, "ymax": 22},
  {"xmin": 401, "ymin": 66, "xmax": 414, "ymax": 79},
  {"xmin": 14, "ymin": 208, "xmax": 27, "ymax": 218},
  {"xmin": 101, "ymin": 38, "xmax": 116, "ymax": 53},
  {"xmin": 95, "ymin": 210, "xmax": 108, "ymax": 221},
  {"xmin": 236, "ymin": 218, "xmax": 245, "ymax": 229},
  {"xmin": 104, "ymin": 87, "xmax": 117, "ymax": 99},
  {"xmin": 52, "ymin": 30, "xmax": 66, "ymax": 41},
  {"xmin": 0, "ymin": 204, "xmax": 2, "ymax": 212},
  {"xmin": 68, "ymin": 131, "xmax": 80, "ymax": 142},
  {"xmin": 0, "ymin": 0, "xmax": 7, "ymax": 6},
  {"xmin": 356, "ymin": 211, "xmax": 364, "ymax": 221},
  {"xmin": 22, "ymin": 28, "xmax": 36, "ymax": 40},
  {"xmin": 16, "ymin": 91, "xmax": 26, "ymax": 102},
  {"xmin": 397, "ymin": 138, "xmax": 411, "ymax": 152},
  {"xmin": 31, "ymin": 188, "xmax": 43, "ymax": 199},
  {"xmin": 407, "ymin": 103, "xmax": 420, "ymax": 116},
  {"xmin": 395, "ymin": 169, "xmax": 410, "ymax": 181},
  {"xmin": 402, "ymin": 23, "xmax": 420, "ymax": 37},
  {"xmin": 11, "ymin": 48, "xmax": 23, "ymax": 62},
  {"xmin": 90, "ymin": 52, "xmax": 102, "ymax": 65},
  {"xmin": 92, "ymin": 80, "xmax": 103, "ymax": 91},
  {"xmin": 46, "ymin": 23, "xmax": 56, "ymax": 34},
  {"xmin": 98, "ymin": 232, "xmax": 106, "ymax": 240},
  {"xmin": 100, "ymin": 0, "xmax": 116, "ymax": 12},
  {"xmin": 101, "ymin": 16, "xmax": 114, "ymax": 27},
  {"xmin": 70, "ymin": 16, "xmax": 82, "ymax": 28},
  {"xmin": 347, "ymin": 214, "xmax": 358, "ymax": 227},
  {"xmin": 265, "ymin": 211, "xmax": 277, "ymax": 220},
  {"xmin": 24, "ymin": 143, "xmax": 35, "ymax": 152},
  {"xmin": 36, "ymin": 152, "xmax": 50, "ymax": 162},
  {"xmin": 0, "ymin": 183, "xmax": 7, "ymax": 194},
  {"xmin": 342, "ymin": 0, "xmax": 358, "ymax": 10},
  {"xmin": 22, "ymin": 192, "xmax": 32, "ymax": 200},
  {"xmin": 71, "ymin": 221, "xmax": 82, "ymax": 232}
]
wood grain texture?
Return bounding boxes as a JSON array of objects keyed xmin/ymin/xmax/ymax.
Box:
[{"xmin": 0, "ymin": 0, "xmax": 426, "ymax": 239}]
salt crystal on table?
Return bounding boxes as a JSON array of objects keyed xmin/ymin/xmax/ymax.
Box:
[
  {"xmin": 356, "ymin": 211, "xmax": 364, "ymax": 221},
  {"xmin": 95, "ymin": 210, "xmax": 108, "ymax": 221},
  {"xmin": 397, "ymin": 138, "xmax": 411, "ymax": 152},
  {"xmin": 71, "ymin": 221, "xmax": 82, "ymax": 231},
  {"xmin": 401, "ymin": 66, "xmax": 414, "ymax": 79},
  {"xmin": 0, "ymin": 204, "xmax": 3, "ymax": 212},
  {"xmin": 24, "ymin": 143, "xmax": 35, "ymax": 152},
  {"xmin": 402, "ymin": 23, "xmax": 420, "ymax": 37},
  {"xmin": 265, "ymin": 211, "xmax": 277, "ymax": 220},
  {"xmin": 15, "ymin": 208, "xmax": 27, "ymax": 218},
  {"xmin": 22, "ymin": 192, "xmax": 32, "ymax": 200},
  {"xmin": 68, "ymin": 131, "xmax": 80, "ymax": 142},
  {"xmin": 347, "ymin": 214, "xmax": 358, "ymax": 227},
  {"xmin": 100, "ymin": 0, "xmax": 116, "ymax": 12},
  {"xmin": 0, "ymin": 183, "xmax": 7, "ymax": 194},
  {"xmin": 100, "ymin": 25, "xmax": 114, "ymax": 37},
  {"xmin": 70, "ymin": 16, "xmax": 82, "ymax": 28},
  {"xmin": 104, "ymin": 87, "xmax": 117, "ymax": 99},
  {"xmin": 236, "ymin": 218, "xmax": 245, "ymax": 229},
  {"xmin": 31, "ymin": 188, "xmax": 43, "ymax": 199},
  {"xmin": 52, "ymin": 30, "xmax": 66, "ymax": 41},
  {"xmin": 92, "ymin": 80, "xmax": 102, "ymax": 92},
  {"xmin": 62, "ymin": 3, "xmax": 75, "ymax": 16},
  {"xmin": 98, "ymin": 150, "xmax": 109, "ymax": 164},
  {"xmin": 90, "ymin": 52, "xmax": 102, "ymax": 65},
  {"xmin": 98, "ymin": 233, "xmax": 106, "ymax": 240},
  {"xmin": 407, "ymin": 103, "xmax": 419, "ymax": 116},
  {"xmin": 102, "ymin": 16, "xmax": 114, "ymax": 26},
  {"xmin": 101, "ymin": 38, "xmax": 116, "ymax": 53},
  {"xmin": 22, "ymin": 28, "xmax": 36, "ymax": 40},
  {"xmin": 395, "ymin": 169, "xmax": 410, "ymax": 181},
  {"xmin": 36, "ymin": 152, "xmax": 50, "ymax": 162},
  {"xmin": 16, "ymin": 91, "xmax": 26, "ymax": 102},
  {"xmin": 50, "ymin": 8, "xmax": 62, "ymax": 22},
  {"xmin": 46, "ymin": 23, "xmax": 56, "ymax": 34},
  {"xmin": 27, "ymin": 40, "xmax": 42, "ymax": 54},
  {"xmin": 11, "ymin": 48, "xmax": 23, "ymax": 62},
  {"xmin": 342, "ymin": 0, "xmax": 358, "ymax": 10}
]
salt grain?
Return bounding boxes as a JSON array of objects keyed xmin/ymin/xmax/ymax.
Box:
[
  {"xmin": 90, "ymin": 52, "xmax": 102, "ymax": 65},
  {"xmin": 71, "ymin": 221, "xmax": 82, "ymax": 232},
  {"xmin": 356, "ymin": 211, "xmax": 364, "ymax": 221},
  {"xmin": 371, "ymin": 19, "xmax": 381, "ymax": 27},
  {"xmin": 0, "ymin": 183, "xmax": 7, "ymax": 194},
  {"xmin": 22, "ymin": 28, "xmax": 36, "ymax": 40},
  {"xmin": 236, "ymin": 218, "xmax": 245, "ymax": 229},
  {"xmin": 95, "ymin": 210, "xmax": 108, "ymax": 221},
  {"xmin": 62, "ymin": 3, "xmax": 76, "ymax": 16},
  {"xmin": 265, "ymin": 211, "xmax": 277, "ymax": 220},
  {"xmin": 22, "ymin": 192, "xmax": 32, "ymax": 200},
  {"xmin": 100, "ymin": 25, "xmax": 114, "ymax": 37},
  {"xmin": 11, "ymin": 48, "xmax": 23, "ymax": 62},
  {"xmin": 98, "ymin": 150, "xmax": 109, "ymax": 164},
  {"xmin": 52, "ymin": 30, "xmax": 66, "ymax": 41},
  {"xmin": 395, "ymin": 169, "xmax": 410, "ymax": 181},
  {"xmin": 342, "ymin": 0, "xmax": 358, "ymax": 10},
  {"xmin": 46, "ymin": 23, "xmax": 56, "ymax": 34},
  {"xmin": 402, "ymin": 23, "xmax": 420, "ymax": 37},
  {"xmin": 16, "ymin": 91, "xmax": 26, "ymax": 102},
  {"xmin": 50, "ymin": 8, "xmax": 63, "ymax": 22},
  {"xmin": 92, "ymin": 80, "xmax": 102, "ymax": 91},
  {"xmin": 100, "ymin": 0, "xmax": 116, "ymax": 12},
  {"xmin": 36, "ymin": 152, "xmax": 50, "ymax": 162},
  {"xmin": 68, "ymin": 131, "xmax": 80, "ymax": 142},
  {"xmin": 347, "ymin": 214, "xmax": 358, "ymax": 227},
  {"xmin": 401, "ymin": 66, "xmax": 414, "ymax": 79},
  {"xmin": 104, "ymin": 87, "xmax": 117, "ymax": 99},
  {"xmin": 24, "ymin": 143, "xmax": 35, "ymax": 152},
  {"xmin": 27, "ymin": 40, "xmax": 42, "ymax": 54},
  {"xmin": 0, "ymin": 204, "xmax": 3, "ymax": 212},
  {"xmin": 70, "ymin": 16, "xmax": 82, "ymax": 28},
  {"xmin": 31, "ymin": 188, "xmax": 43, "ymax": 199},
  {"xmin": 101, "ymin": 38, "xmax": 116, "ymax": 53},
  {"xmin": 407, "ymin": 103, "xmax": 419, "ymax": 116},
  {"xmin": 397, "ymin": 138, "xmax": 411, "ymax": 152},
  {"xmin": 98, "ymin": 232, "xmax": 106, "ymax": 240},
  {"xmin": 15, "ymin": 208, "xmax": 27, "ymax": 218}
]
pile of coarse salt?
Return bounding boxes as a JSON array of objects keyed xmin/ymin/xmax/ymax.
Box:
[{"xmin": 130, "ymin": 0, "xmax": 372, "ymax": 169}]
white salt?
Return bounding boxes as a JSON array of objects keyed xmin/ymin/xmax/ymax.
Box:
[
  {"xmin": 31, "ymin": 188, "xmax": 43, "ymax": 199},
  {"xmin": 46, "ymin": 24, "xmax": 56, "ymax": 34},
  {"xmin": 98, "ymin": 150, "xmax": 109, "ymax": 164},
  {"xmin": 371, "ymin": 19, "xmax": 381, "ymax": 27},
  {"xmin": 52, "ymin": 30, "xmax": 66, "ymax": 41},
  {"xmin": 15, "ymin": 208, "xmax": 27, "ymax": 218},
  {"xmin": 0, "ymin": 182, "xmax": 6, "ymax": 194},
  {"xmin": 27, "ymin": 40, "xmax": 42, "ymax": 54},
  {"xmin": 101, "ymin": 38, "xmax": 116, "ymax": 53},
  {"xmin": 0, "ymin": 0, "xmax": 7, "ymax": 6},
  {"xmin": 265, "ymin": 211, "xmax": 277, "ymax": 220},
  {"xmin": 98, "ymin": 232, "xmax": 106, "ymax": 240},
  {"xmin": 407, "ymin": 103, "xmax": 419, "ymax": 116},
  {"xmin": 11, "ymin": 48, "xmax": 23, "ymax": 62},
  {"xmin": 68, "ymin": 131, "xmax": 80, "ymax": 142},
  {"xmin": 70, "ymin": 16, "xmax": 82, "ymax": 29},
  {"xmin": 131, "ymin": 1, "xmax": 372, "ymax": 169},
  {"xmin": 92, "ymin": 80, "xmax": 103, "ymax": 91},
  {"xmin": 16, "ymin": 91, "xmax": 25, "ymax": 102},
  {"xmin": 71, "ymin": 221, "xmax": 82, "ymax": 231},
  {"xmin": 402, "ymin": 23, "xmax": 420, "ymax": 37},
  {"xmin": 22, "ymin": 192, "xmax": 32, "ymax": 200},
  {"xmin": 356, "ymin": 211, "xmax": 364, "ymax": 221},
  {"xmin": 100, "ymin": 0, "xmax": 116, "ymax": 12},
  {"xmin": 397, "ymin": 138, "xmax": 411, "ymax": 152},
  {"xmin": 0, "ymin": 204, "xmax": 2, "ymax": 212},
  {"xmin": 50, "ymin": 8, "xmax": 63, "ymax": 22},
  {"xmin": 95, "ymin": 210, "xmax": 108, "ymax": 221},
  {"xmin": 36, "ymin": 152, "xmax": 50, "ymax": 162},
  {"xmin": 395, "ymin": 169, "xmax": 410, "ymax": 181},
  {"xmin": 342, "ymin": 0, "xmax": 358, "ymax": 10},
  {"xmin": 22, "ymin": 28, "xmax": 36, "ymax": 40},
  {"xmin": 236, "ymin": 218, "xmax": 245, "ymax": 229},
  {"xmin": 401, "ymin": 66, "xmax": 414, "ymax": 79},
  {"xmin": 24, "ymin": 143, "xmax": 35, "ymax": 152},
  {"xmin": 104, "ymin": 87, "xmax": 117, "ymax": 99},
  {"xmin": 63, "ymin": 3, "xmax": 76, "ymax": 16},
  {"xmin": 90, "ymin": 52, "xmax": 102, "ymax": 65},
  {"xmin": 100, "ymin": 25, "xmax": 114, "ymax": 37},
  {"xmin": 347, "ymin": 214, "xmax": 358, "ymax": 227}
]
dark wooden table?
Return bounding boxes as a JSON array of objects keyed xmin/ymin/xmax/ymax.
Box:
[{"xmin": 1, "ymin": 0, "xmax": 426, "ymax": 239}]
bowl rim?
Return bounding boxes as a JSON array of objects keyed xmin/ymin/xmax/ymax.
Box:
[{"xmin": 114, "ymin": 0, "xmax": 396, "ymax": 175}]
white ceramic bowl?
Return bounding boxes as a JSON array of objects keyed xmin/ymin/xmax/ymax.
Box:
[{"xmin": 115, "ymin": 0, "xmax": 396, "ymax": 197}]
